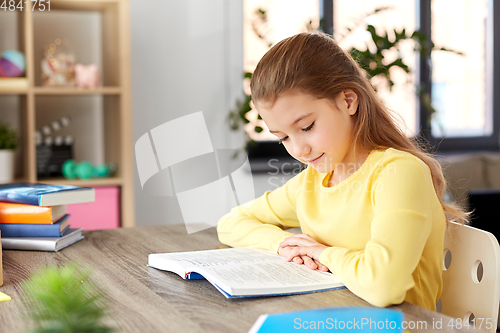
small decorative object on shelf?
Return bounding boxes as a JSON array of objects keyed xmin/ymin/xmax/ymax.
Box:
[
  {"xmin": 0, "ymin": 122, "xmax": 17, "ymax": 183},
  {"xmin": 38, "ymin": 116, "xmax": 71, "ymax": 138},
  {"xmin": 62, "ymin": 160, "xmax": 116, "ymax": 180},
  {"xmin": 0, "ymin": 50, "xmax": 25, "ymax": 78},
  {"xmin": 36, "ymin": 116, "xmax": 74, "ymax": 178},
  {"xmin": 41, "ymin": 38, "xmax": 76, "ymax": 86},
  {"xmin": 75, "ymin": 64, "xmax": 100, "ymax": 89},
  {"xmin": 37, "ymin": 143, "xmax": 74, "ymax": 178}
]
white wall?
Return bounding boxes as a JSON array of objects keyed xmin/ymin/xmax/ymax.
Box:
[{"xmin": 130, "ymin": 0, "xmax": 244, "ymax": 226}]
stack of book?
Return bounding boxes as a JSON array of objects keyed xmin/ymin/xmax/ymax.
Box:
[{"xmin": 0, "ymin": 183, "xmax": 95, "ymax": 252}]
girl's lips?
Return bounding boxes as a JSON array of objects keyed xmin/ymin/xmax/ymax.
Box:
[{"xmin": 308, "ymin": 153, "xmax": 324, "ymax": 165}]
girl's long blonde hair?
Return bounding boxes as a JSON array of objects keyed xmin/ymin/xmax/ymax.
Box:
[{"xmin": 250, "ymin": 32, "xmax": 468, "ymax": 225}]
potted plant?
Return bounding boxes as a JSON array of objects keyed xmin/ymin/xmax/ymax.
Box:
[
  {"xmin": 0, "ymin": 122, "xmax": 17, "ymax": 182},
  {"xmin": 23, "ymin": 265, "xmax": 113, "ymax": 333}
]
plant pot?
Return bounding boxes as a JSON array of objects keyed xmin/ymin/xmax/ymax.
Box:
[{"xmin": 0, "ymin": 149, "xmax": 15, "ymax": 182}]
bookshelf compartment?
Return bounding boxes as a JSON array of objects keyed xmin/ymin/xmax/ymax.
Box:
[
  {"xmin": 32, "ymin": 3, "xmax": 120, "ymax": 88},
  {"xmin": 35, "ymin": 95, "xmax": 105, "ymax": 167},
  {"xmin": 35, "ymin": 95, "xmax": 124, "ymax": 183},
  {"xmin": 0, "ymin": 10, "xmax": 29, "ymax": 93}
]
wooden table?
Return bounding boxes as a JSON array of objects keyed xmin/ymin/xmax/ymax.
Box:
[{"xmin": 0, "ymin": 225, "xmax": 483, "ymax": 332}]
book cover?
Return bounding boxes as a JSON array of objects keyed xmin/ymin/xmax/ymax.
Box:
[
  {"xmin": 0, "ymin": 183, "xmax": 95, "ymax": 206},
  {"xmin": 0, "ymin": 214, "xmax": 70, "ymax": 237},
  {"xmin": 148, "ymin": 247, "xmax": 345, "ymax": 298},
  {"xmin": 248, "ymin": 307, "xmax": 404, "ymax": 333},
  {"xmin": 1, "ymin": 228, "xmax": 84, "ymax": 252},
  {"xmin": 0, "ymin": 203, "xmax": 66, "ymax": 224}
]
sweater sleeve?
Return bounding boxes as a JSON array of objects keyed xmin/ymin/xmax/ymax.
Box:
[
  {"xmin": 217, "ymin": 169, "xmax": 306, "ymax": 253},
  {"xmin": 318, "ymin": 155, "xmax": 433, "ymax": 307}
]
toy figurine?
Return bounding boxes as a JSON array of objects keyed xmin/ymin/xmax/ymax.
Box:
[
  {"xmin": 62, "ymin": 160, "xmax": 116, "ymax": 180},
  {"xmin": 41, "ymin": 38, "xmax": 76, "ymax": 86}
]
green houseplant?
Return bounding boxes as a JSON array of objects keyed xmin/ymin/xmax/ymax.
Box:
[
  {"xmin": 22, "ymin": 265, "xmax": 113, "ymax": 333},
  {"xmin": 0, "ymin": 122, "xmax": 17, "ymax": 182}
]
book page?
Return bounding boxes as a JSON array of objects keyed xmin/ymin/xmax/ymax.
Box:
[
  {"xmin": 160, "ymin": 247, "xmax": 282, "ymax": 268},
  {"xmin": 203, "ymin": 260, "xmax": 339, "ymax": 288}
]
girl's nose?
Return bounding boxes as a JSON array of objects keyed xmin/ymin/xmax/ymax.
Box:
[{"xmin": 292, "ymin": 140, "xmax": 311, "ymax": 158}]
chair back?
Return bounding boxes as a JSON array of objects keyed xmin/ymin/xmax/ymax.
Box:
[{"xmin": 440, "ymin": 222, "xmax": 500, "ymax": 332}]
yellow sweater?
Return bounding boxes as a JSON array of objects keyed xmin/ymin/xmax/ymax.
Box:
[{"xmin": 217, "ymin": 148, "xmax": 446, "ymax": 310}]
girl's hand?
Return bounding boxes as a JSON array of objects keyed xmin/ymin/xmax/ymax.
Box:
[
  {"xmin": 279, "ymin": 234, "xmax": 329, "ymax": 272},
  {"xmin": 278, "ymin": 246, "xmax": 328, "ymax": 271}
]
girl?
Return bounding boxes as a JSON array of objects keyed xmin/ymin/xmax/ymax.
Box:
[{"xmin": 217, "ymin": 32, "xmax": 467, "ymax": 310}]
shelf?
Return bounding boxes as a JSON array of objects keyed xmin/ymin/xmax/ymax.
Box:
[
  {"xmin": 0, "ymin": 78, "xmax": 30, "ymax": 94},
  {"xmin": 0, "ymin": 90, "xmax": 28, "ymax": 95},
  {"xmin": 0, "ymin": 177, "xmax": 30, "ymax": 185},
  {"xmin": 50, "ymin": 0, "xmax": 120, "ymax": 12},
  {"xmin": 33, "ymin": 87, "xmax": 121, "ymax": 95},
  {"xmin": 38, "ymin": 176, "xmax": 124, "ymax": 187}
]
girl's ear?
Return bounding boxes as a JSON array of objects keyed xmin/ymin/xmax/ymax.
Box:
[{"xmin": 343, "ymin": 90, "xmax": 359, "ymax": 115}]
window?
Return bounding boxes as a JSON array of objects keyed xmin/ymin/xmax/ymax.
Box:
[
  {"xmin": 243, "ymin": 0, "xmax": 498, "ymax": 161},
  {"xmin": 421, "ymin": 0, "xmax": 497, "ymax": 151},
  {"xmin": 430, "ymin": 0, "xmax": 492, "ymax": 138}
]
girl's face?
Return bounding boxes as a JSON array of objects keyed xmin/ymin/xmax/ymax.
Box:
[{"xmin": 257, "ymin": 90, "xmax": 360, "ymax": 174}]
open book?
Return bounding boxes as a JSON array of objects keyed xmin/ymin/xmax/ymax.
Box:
[{"xmin": 148, "ymin": 247, "xmax": 345, "ymax": 298}]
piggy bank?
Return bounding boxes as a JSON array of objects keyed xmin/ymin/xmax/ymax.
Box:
[{"xmin": 74, "ymin": 64, "xmax": 100, "ymax": 89}]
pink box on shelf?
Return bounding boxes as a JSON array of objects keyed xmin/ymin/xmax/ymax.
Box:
[{"xmin": 66, "ymin": 186, "xmax": 120, "ymax": 230}]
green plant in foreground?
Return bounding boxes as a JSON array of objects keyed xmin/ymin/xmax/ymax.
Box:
[
  {"xmin": 0, "ymin": 122, "xmax": 17, "ymax": 150},
  {"xmin": 23, "ymin": 265, "xmax": 113, "ymax": 333}
]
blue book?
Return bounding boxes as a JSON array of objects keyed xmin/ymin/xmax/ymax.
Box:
[
  {"xmin": 148, "ymin": 247, "xmax": 345, "ymax": 298},
  {"xmin": 0, "ymin": 214, "xmax": 70, "ymax": 237},
  {"xmin": 0, "ymin": 183, "xmax": 94, "ymax": 206},
  {"xmin": 248, "ymin": 307, "xmax": 404, "ymax": 333}
]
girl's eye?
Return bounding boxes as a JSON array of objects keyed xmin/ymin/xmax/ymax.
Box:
[
  {"xmin": 278, "ymin": 136, "xmax": 289, "ymax": 145},
  {"xmin": 278, "ymin": 122, "xmax": 314, "ymax": 144},
  {"xmin": 302, "ymin": 122, "xmax": 315, "ymax": 132}
]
